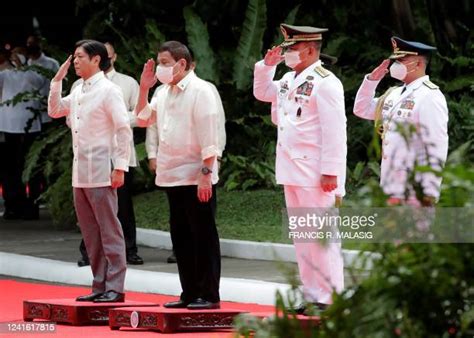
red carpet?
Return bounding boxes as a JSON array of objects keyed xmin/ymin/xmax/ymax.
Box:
[{"xmin": 0, "ymin": 280, "xmax": 274, "ymax": 337}]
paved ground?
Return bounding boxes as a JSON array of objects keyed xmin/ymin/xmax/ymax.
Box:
[{"xmin": 0, "ymin": 208, "xmax": 368, "ymax": 286}]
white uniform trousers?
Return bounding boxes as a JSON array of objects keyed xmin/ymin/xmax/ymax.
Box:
[{"xmin": 284, "ymin": 185, "xmax": 344, "ymax": 304}]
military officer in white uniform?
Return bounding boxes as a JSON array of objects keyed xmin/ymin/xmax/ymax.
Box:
[
  {"xmin": 254, "ymin": 24, "xmax": 347, "ymax": 313},
  {"xmin": 353, "ymin": 37, "xmax": 448, "ymax": 206}
]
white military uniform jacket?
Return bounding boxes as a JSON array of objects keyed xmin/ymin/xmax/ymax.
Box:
[
  {"xmin": 254, "ymin": 60, "xmax": 347, "ymax": 189},
  {"xmin": 353, "ymin": 75, "xmax": 449, "ymax": 199}
]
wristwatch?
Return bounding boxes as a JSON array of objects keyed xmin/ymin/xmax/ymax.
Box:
[{"xmin": 201, "ymin": 167, "xmax": 213, "ymax": 175}]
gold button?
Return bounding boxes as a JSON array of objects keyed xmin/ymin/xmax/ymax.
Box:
[{"xmin": 284, "ymin": 112, "xmax": 288, "ymax": 116}]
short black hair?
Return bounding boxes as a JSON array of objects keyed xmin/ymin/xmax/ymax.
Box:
[
  {"xmin": 75, "ymin": 39, "xmax": 111, "ymax": 71},
  {"xmin": 158, "ymin": 41, "xmax": 192, "ymax": 70}
]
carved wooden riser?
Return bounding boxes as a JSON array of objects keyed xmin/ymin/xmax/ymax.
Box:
[
  {"xmin": 109, "ymin": 306, "xmax": 245, "ymax": 333},
  {"xmin": 23, "ymin": 299, "xmax": 158, "ymax": 326}
]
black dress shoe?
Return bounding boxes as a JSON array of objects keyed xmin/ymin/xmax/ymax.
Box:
[
  {"xmin": 163, "ymin": 300, "xmax": 189, "ymax": 308},
  {"xmin": 76, "ymin": 292, "xmax": 103, "ymax": 302},
  {"xmin": 291, "ymin": 303, "xmax": 307, "ymax": 315},
  {"xmin": 166, "ymin": 252, "xmax": 177, "ymax": 264},
  {"xmin": 77, "ymin": 257, "xmax": 90, "ymax": 267},
  {"xmin": 2, "ymin": 209, "xmax": 22, "ymax": 220},
  {"xmin": 93, "ymin": 290, "xmax": 125, "ymax": 303},
  {"xmin": 127, "ymin": 253, "xmax": 144, "ymax": 265},
  {"xmin": 290, "ymin": 302, "xmax": 328, "ymax": 315},
  {"xmin": 187, "ymin": 298, "xmax": 220, "ymax": 310}
]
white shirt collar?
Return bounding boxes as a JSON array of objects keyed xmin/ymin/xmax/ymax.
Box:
[
  {"xmin": 105, "ymin": 68, "xmax": 116, "ymax": 80},
  {"xmin": 83, "ymin": 71, "xmax": 105, "ymax": 87},
  {"xmin": 174, "ymin": 70, "xmax": 196, "ymax": 91},
  {"xmin": 295, "ymin": 60, "xmax": 322, "ymax": 79},
  {"xmin": 405, "ymin": 75, "xmax": 429, "ymax": 91}
]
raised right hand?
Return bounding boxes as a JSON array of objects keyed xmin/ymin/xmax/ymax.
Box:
[
  {"xmin": 264, "ymin": 46, "xmax": 285, "ymax": 66},
  {"xmin": 140, "ymin": 59, "xmax": 158, "ymax": 89},
  {"xmin": 52, "ymin": 55, "xmax": 72, "ymax": 82},
  {"xmin": 368, "ymin": 59, "xmax": 390, "ymax": 81}
]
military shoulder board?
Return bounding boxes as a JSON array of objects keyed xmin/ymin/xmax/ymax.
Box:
[
  {"xmin": 314, "ymin": 66, "xmax": 330, "ymax": 78},
  {"xmin": 423, "ymin": 80, "xmax": 439, "ymax": 90}
]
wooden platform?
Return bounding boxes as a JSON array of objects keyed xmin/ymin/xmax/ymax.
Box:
[
  {"xmin": 23, "ymin": 299, "xmax": 159, "ymax": 325},
  {"xmin": 109, "ymin": 306, "xmax": 245, "ymax": 333}
]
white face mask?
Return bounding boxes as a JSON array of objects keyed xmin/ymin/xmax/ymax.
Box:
[
  {"xmin": 155, "ymin": 64, "xmax": 176, "ymax": 84},
  {"xmin": 284, "ymin": 50, "xmax": 302, "ymax": 68},
  {"xmin": 390, "ymin": 61, "xmax": 416, "ymax": 81}
]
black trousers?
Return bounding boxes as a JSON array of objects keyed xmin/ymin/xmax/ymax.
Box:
[
  {"xmin": 80, "ymin": 169, "xmax": 138, "ymax": 258},
  {"xmin": 165, "ymin": 185, "xmax": 221, "ymax": 303},
  {"xmin": 3, "ymin": 132, "xmax": 41, "ymax": 215}
]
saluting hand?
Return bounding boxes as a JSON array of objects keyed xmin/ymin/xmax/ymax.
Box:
[
  {"xmin": 52, "ymin": 55, "xmax": 72, "ymax": 82},
  {"xmin": 264, "ymin": 46, "xmax": 285, "ymax": 66},
  {"xmin": 368, "ymin": 59, "xmax": 390, "ymax": 81},
  {"xmin": 140, "ymin": 59, "xmax": 158, "ymax": 89},
  {"xmin": 321, "ymin": 175, "xmax": 337, "ymax": 192}
]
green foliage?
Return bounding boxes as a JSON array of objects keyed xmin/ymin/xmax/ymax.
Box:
[
  {"xmin": 107, "ymin": 19, "xmax": 166, "ymax": 80},
  {"xmin": 23, "ymin": 123, "xmax": 75, "ymax": 228},
  {"xmin": 438, "ymin": 142, "xmax": 474, "ymax": 207},
  {"xmin": 270, "ymin": 4, "xmax": 300, "ymax": 46},
  {"xmin": 235, "ymin": 143, "xmax": 474, "ymax": 337},
  {"xmin": 22, "ymin": 127, "xmax": 69, "ymax": 183},
  {"xmin": 40, "ymin": 167, "xmax": 75, "ymax": 227},
  {"xmin": 130, "ymin": 142, "xmax": 156, "ymax": 194},
  {"xmin": 28, "ymin": 0, "xmax": 473, "ymax": 231},
  {"xmin": 219, "ymin": 112, "xmax": 277, "ymax": 190},
  {"xmin": 232, "ymin": 0, "xmax": 267, "ymax": 90},
  {"xmin": 134, "ymin": 187, "xmax": 286, "ymax": 243},
  {"xmin": 321, "ymin": 244, "xmax": 474, "ymax": 338},
  {"xmin": 220, "ymin": 153, "xmax": 276, "ymax": 191},
  {"xmin": 183, "ymin": 6, "xmax": 219, "ymax": 83}
]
